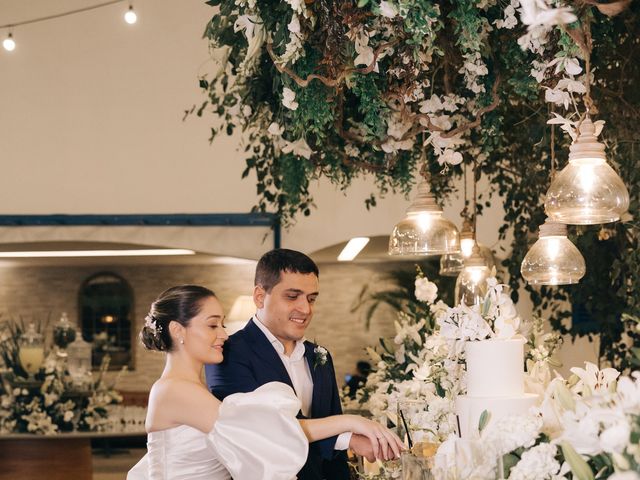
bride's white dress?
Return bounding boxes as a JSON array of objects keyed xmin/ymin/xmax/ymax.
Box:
[{"xmin": 127, "ymin": 382, "xmax": 308, "ymax": 480}]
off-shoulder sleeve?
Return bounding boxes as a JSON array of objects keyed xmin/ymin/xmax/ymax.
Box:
[{"xmin": 208, "ymin": 382, "xmax": 309, "ymax": 480}]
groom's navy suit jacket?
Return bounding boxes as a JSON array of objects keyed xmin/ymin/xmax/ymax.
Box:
[{"xmin": 205, "ymin": 319, "xmax": 349, "ymax": 480}]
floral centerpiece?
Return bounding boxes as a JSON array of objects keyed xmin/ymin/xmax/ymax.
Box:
[
  {"xmin": 0, "ymin": 320, "xmax": 123, "ymax": 434},
  {"xmin": 349, "ymin": 269, "xmax": 639, "ymax": 479}
]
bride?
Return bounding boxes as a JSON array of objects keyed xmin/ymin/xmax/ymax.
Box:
[{"xmin": 127, "ymin": 285, "xmax": 403, "ymax": 480}]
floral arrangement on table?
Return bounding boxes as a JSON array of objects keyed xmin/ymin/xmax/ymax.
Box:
[
  {"xmin": 0, "ymin": 320, "xmax": 123, "ymax": 435},
  {"xmin": 347, "ymin": 270, "xmax": 640, "ymax": 479},
  {"xmin": 198, "ymin": 0, "xmax": 640, "ymax": 372}
]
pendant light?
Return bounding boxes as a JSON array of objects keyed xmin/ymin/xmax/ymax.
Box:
[
  {"xmin": 454, "ymin": 244, "xmax": 491, "ymax": 306},
  {"xmin": 440, "ymin": 164, "xmax": 495, "ymax": 276},
  {"xmin": 388, "ymin": 156, "xmax": 460, "ymax": 256},
  {"xmin": 452, "ymin": 159, "xmax": 492, "ymax": 305},
  {"xmin": 522, "ymin": 113, "xmax": 586, "ymax": 285},
  {"xmin": 545, "ymin": 117, "xmax": 629, "ymax": 224},
  {"xmin": 521, "ymin": 219, "xmax": 585, "ymax": 285},
  {"xmin": 440, "ymin": 221, "xmax": 495, "ymax": 276},
  {"xmin": 544, "ymin": 42, "xmax": 628, "ymax": 225}
]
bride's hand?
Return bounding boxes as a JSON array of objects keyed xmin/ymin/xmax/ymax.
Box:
[{"xmin": 347, "ymin": 416, "xmax": 405, "ymax": 461}]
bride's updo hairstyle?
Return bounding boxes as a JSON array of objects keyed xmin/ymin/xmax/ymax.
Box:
[{"xmin": 140, "ymin": 285, "xmax": 216, "ymax": 352}]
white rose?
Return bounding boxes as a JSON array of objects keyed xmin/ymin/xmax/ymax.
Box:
[{"xmin": 415, "ymin": 278, "xmax": 438, "ymax": 304}]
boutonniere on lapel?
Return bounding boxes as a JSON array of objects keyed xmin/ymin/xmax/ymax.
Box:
[{"xmin": 313, "ymin": 345, "xmax": 328, "ymax": 369}]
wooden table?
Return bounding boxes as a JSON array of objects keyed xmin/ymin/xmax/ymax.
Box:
[{"xmin": 0, "ymin": 431, "xmax": 145, "ymax": 480}]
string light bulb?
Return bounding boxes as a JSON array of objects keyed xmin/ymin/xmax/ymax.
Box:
[
  {"xmin": 3, "ymin": 33, "xmax": 16, "ymax": 52},
  {"xmin": 545, "ymin": 117, "xmax": 629, "ymax": 224},
  {"xmin": 521, "ymin": 220, "xmax": 585, "ymax": 285},
  {"xmin": 388, "ymin": 178, "xmax": 460, "ymax": 256},
  {"xmin": 124, "ymin": 5, "xmax": 138, "ymax": 24}
]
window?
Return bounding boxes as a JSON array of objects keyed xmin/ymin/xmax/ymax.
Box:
[{"xmin": 79, "ymin": 272, "xmax": 134, "ymax": 370}]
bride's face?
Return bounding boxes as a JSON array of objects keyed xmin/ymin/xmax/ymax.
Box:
[{"xmin": 183, "ymin": 296, "xmax": 228, "ymax": 364}]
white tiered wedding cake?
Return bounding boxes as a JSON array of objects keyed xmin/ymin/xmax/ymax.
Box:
[{"xmin": 455, "ymin": 338, "xmax": 538, "ymax": 438}]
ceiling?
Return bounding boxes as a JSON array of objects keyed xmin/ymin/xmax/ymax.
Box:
[
  {"xmin": 0, "ymin": 241, "xmax": 257, "ymax": 267},
  {"xmin": 0, "ymin": 236, "xmax": 429, "ymax": 267}
]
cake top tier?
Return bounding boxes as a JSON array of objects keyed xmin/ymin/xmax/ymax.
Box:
[{"xmin": 465, "ymin": 338, "xmax": 526, "ymax": 397}]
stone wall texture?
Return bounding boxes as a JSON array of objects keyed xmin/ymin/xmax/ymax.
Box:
[{"xmin": 0, "ymin": 261, "xmax": 404, "ymax": 393}]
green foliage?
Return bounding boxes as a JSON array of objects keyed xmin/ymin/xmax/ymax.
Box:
[
  {"xmin": 197, "ymin": 1, "xmax": 640, "ymax": 369},
  {"xmin": 350, "ymin": 261, "xmax": 455, "ymax": 329}
]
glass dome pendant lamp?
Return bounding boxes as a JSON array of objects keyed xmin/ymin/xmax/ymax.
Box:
[
  {"xmin": 521, "ymin": 219, "xmax": 585, "ymax": 285},
  {"xmin": 544, "ymin": 116, "xmax": 629, "ymax": 225},
  {"xmin": 388, "ymin": 173, "xmax": 460, "ymax": 257},
  {"xmin": 439, "ymin": 218, "xmax": 495, "ymax": 276},
  {"xmin": 454, "ymin": 243, "xmax": 492, "ymax": 306}
]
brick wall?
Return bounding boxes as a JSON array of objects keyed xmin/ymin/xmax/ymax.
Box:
[{"xmin": 0, "ymin": 261, "xmax": 404, "ymax": 393}]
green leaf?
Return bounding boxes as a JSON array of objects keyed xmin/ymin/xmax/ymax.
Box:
[
  {"xmin": 478, "ymin": 410, "xmax": 491, "ymax": 433},
  {"xmin": 560, "ymin": 442, "xmax": 594, "ymax": 480}
]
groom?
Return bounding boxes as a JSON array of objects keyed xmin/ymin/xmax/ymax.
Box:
[{"xmin": 206, "ymin": 249, "xmax": 376, "ymax": 480}]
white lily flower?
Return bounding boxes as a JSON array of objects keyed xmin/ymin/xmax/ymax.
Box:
[
  {"xmin": 570, "ymin": 362, "xmax": 620, "ymax": 395},
  {"xmin": 233, "ymin": 14, "xmax": 266, "ymax": 75}
]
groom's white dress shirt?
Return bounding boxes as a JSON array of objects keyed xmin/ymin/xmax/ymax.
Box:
[{"xmin": 253, "ymin": 316, "xmax": 352, "ymax": 450}]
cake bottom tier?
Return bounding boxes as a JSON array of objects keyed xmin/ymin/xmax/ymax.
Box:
[{"xmin": 455, "ymin": 394, "xmax": 539, "ymax": 439}]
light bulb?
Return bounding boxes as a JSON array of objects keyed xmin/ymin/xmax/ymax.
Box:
[
  {"xmin": 3, "ymin": 33, "xmax": 16, "ymax": 52},
  {"xmin": 460, "ymin": 237, "xmax": 475, "ymax": 257},
  {"xmin": 521, "ymin": 220, "xmax": 585, "ymax": 285},
  {"xmin": 124, "ymin": 6, "xmax": 138, "ymax": 24},
  {"xmin": 439, "ymin": 219, "xmax": 495, "ymax": 277},
  {"xmin": 389, "ymin": 179, "xmax": 460, "ymax": 256},
  {"xmin": 545, "ymin": 117, "xmax": 629, "ymax": 224}
]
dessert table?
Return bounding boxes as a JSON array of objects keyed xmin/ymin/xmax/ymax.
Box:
[{"xmin": 0, "ymin": 430, "xmax": 145, "ymax": 480}]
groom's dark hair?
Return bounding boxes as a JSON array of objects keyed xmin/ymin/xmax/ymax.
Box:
[{"xmin": 255, "ymin": 249, "xmax": 319, "ymax": 292}]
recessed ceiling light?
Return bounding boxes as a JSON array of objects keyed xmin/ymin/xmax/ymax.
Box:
[{"xmin": 337, "ymin": 237, "xmax": 370, "ymax": 261}]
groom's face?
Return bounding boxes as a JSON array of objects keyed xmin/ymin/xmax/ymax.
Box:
[{"xmin": 255, "ymin": 271, "xmax": 319, "ymax": 347}]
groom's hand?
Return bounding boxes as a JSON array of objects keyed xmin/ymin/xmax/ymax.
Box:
[{"xmin": 349, "ymin": 433, "xmax": 376, "ymax": 463}]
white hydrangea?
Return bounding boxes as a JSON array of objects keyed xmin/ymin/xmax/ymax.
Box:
[
  {"xmin": 482, "ymin": 413, "xmax": 543, "ymax": 456},
  {"xmin": 509, "ymin": 443, "xmax": 560, "ymax": 480}
]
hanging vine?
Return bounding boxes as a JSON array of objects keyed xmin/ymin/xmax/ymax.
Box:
[{"xmin": 194, "ymin": 0, "xmax": 639, "ymax": 370}]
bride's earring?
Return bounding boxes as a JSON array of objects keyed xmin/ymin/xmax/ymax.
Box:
[{"xmin": 180, "ymin": 338, "xmax": 184, "ymax": 344}]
